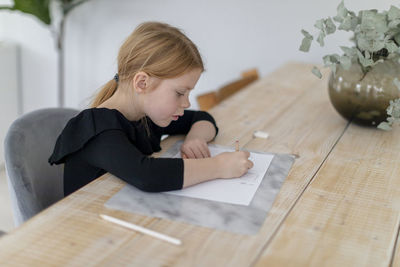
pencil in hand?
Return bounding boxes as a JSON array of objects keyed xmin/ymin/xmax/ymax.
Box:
[{"xmin": 235, "ymin": 140, "xmax": 239, "ymax": 152}]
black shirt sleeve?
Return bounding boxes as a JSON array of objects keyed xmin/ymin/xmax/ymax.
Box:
[
  {"xmin": 160, "ymin": 110, "xmax": 219, "ymax": 136},
  {"xmin": 77, "ymin": 129, "xmax": 184, "ymax": 192}
]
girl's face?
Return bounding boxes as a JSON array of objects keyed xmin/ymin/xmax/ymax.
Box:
[{"xmin": 142, "ymin": 68, "xmax": 202, "ymax": 127}]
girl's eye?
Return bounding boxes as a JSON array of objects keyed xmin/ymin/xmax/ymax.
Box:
[{"xmin": 176, "ymin": 91, "xmax": 185, "ymax": 96}]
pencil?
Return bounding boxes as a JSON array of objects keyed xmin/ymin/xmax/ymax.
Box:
[
  {"xmin": 235, "ymin": 140, "xmax": 239, "ymax": 152},
  {"xmin": 100, "ymin": 214, "xmax": 182, "ymax": 246}
]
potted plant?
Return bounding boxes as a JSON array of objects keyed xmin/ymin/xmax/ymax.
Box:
[
  {"xmin": 0, "ymin": 0, "xmax": 89, "ymax": 107},
  {"xmin": 300, "ymin": 1, "xmax": 400, "ymax": 130}
]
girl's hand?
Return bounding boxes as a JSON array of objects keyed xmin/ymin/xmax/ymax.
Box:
[
  {"xmin": 181, "ymin": 137, "xmax": 211, "ymax": 159},
  {"xmin": 215, "ymin": 151, "xmax": 254, "ymax": 178}
]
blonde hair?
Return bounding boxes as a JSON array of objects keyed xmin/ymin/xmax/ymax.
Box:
[{"xmin": 91, "ymin": 21, "xmax": 204, "ymax": 107}]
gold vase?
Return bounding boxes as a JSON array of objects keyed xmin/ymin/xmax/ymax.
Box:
[{"xmin": 328, "ymin": 59, "xmax": 400, "ymax": 126}]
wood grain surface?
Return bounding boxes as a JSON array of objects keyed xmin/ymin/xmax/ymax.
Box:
[{"xmin": 0, "ymin": 62, "xmax": 397, "ymax": 267}]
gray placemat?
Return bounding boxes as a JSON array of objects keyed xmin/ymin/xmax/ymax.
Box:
[{"xmin": 105, "ymin": 141, "xmax": 295, "ymax": 235}]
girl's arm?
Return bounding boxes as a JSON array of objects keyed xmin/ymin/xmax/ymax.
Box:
[
  {"xmin": 75, "ymin": 129, "xmax": 253, "ymax": 191},
  {"xmin": 182, "ymin": 151, "xmax": 253, "ymax": 188},
  {"xmin": 182, "ymin": 157, "xmax": 220, "ymax": 187},
  {"xmin": 185, "ymin": 120, "xmax": 216, "ymax": 143},
  {"xmin": 180, "ymin": 120, "xmax": 216, "ymax": 158}
]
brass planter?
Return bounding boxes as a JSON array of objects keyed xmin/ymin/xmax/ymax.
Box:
[{"xmin": 328, "ymin": 60, "xmax": 400, "ymax": 126}]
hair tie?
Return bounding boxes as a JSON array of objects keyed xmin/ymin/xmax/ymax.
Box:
[{"xmin": 113, "ymin": 73, "xmax": 119, "ymax": 82}]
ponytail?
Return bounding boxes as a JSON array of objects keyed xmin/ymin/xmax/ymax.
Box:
[{"xmin": 90, "ymin": 79, "xmax": 118, "ymax": 108}]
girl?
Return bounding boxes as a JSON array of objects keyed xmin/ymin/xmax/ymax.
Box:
[{"xmin": 49, "ymin": 22, "xmax": 253, "ymax": 196}]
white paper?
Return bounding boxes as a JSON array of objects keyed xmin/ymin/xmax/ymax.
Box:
[{"xmin": 165, "ymin": 145, "xmax": 274, "ymax": 206}]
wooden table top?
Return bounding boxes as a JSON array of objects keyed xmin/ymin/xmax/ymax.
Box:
[{"xmin": 1, "ymin": 62, "xmax": 399, "ymax": 267}]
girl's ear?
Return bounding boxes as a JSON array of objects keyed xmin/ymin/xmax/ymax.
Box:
[{"xmin": 132, "ymin": 71, "xmax": 150, "ymax": 93}]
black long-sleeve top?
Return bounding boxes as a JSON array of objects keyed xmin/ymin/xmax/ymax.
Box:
[{"xmin": 48, "ymin": 108, "xmax": 218, "ymax": 196}]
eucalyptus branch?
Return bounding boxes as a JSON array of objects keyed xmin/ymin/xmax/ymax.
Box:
[
  {"xmin": 299, "ymin": 0, "xmax": 400, "ymax": 130},
  {"xmin": 300, "ymin": 1, "xmax": 400, "ymax": 78},
  {"xmin": 378, "ymin": 99, "xmax": 400, "ymax": 130}
]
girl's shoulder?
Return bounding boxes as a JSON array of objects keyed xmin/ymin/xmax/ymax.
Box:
[
  {"xmin": 62, "ymin": 107, "xmax": 141, "ymax": 138},
  {"xmin": 48, "ymin": 108, "xmax": 145, "ymax": 165}
]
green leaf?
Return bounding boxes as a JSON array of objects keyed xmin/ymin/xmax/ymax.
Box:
[
  {"xmin": 12, "ymin": 0, "xmax": 51, "ymax": 25},
  {"xmin": 372, "ymin": 40, "xmax": 386, "ymax": 52},
  {"xmin": 338, "ymin": 16, "xmax": 352, "ymax": 31},
  {"xmin": 323, "ymin": 55, "xmax": 332, "ymax": 66},
  {"xmin": 357, "ymin": 32, "xmax": 386, "ymax": 53},
  {"xmin": 364, "ymin": 30, "xmax": 384, "ymax": 41},
  {"xmin": 359, "ymin": 10, "xmax": 375, "ymax": 31},
  {"xmin": 323, "ymin": 54, "xmax": 339, "ymax": 74},
  {"xmin": 393, "ymin": 78, "xmax": 400, "ymax": 91},
  {"xmin": 300, "ymin": 37, "xmax": 312, "ymax": 52},
  {"xmin": 350, "ymin": 17, "xmax": 360, "ymax": 31},
  {"xmin": 377, "ymin": 121, "xmax": 392, "ymax": 131},
  {"xmin": 324, "ymin": 17, "xmax": 336, "ymax": 34},
  {"xmin": 357, "ymin": 35, "xmax": 372, "ymax": 51},
  {"xmin": 311, "ymin": 66, "xmax": 322, "ymax": 79},
  {"xmin": 395, "ymin": 33, "xmax": 400, "ymax": 45},
  {"xmin": 333, "ymin": 15, "xmax": 343, "ymax": 23},
  {"xmin": 323, "ymin": 54, "xmax": 340, "ymax": 66},
  {"xmin": 339, "ymin": 15, "xmax": 359, "ymax": 32},
  {"xmin": 388, "ymin": 19, "xmax": 400, "ymax": 29},
  {"xmin": 332, "ymin": 54, "xmax": 341, "ymax": 62},
  {"xmin": 392, "ymin": 106, "xmax": 400, "ymax": 118},
  {"xmin": 299, "ymin": 30, "xmax": 313, "ymax": 52},
  {"xmin": 336, "ymin": 1, "xmax": 348, "ymax": 21},
  {"xmin": 360, "ymin": 10, "xmax": 388, "ymax": 33},
  {"xmin": 301, "ymin": 29, "xmax": 313, "ymax": 39},
  {"xmin": 340, "ymin": 46, "xmax": 357, "ymax": 56},
  {"xmin": 390, "ymin": 99, "xmax": 400, "ymax": 117},
  {"xmin": 388, "ymin": 117, "xmax": 396, "ymax": 123},
  {"xmin": 388, "ymin": 5, "xmax": 400, "ymax": 21},
  {"xmin": 385, "ymin": 41, "xmax": 398, "ymax": 53},
  {"xmin": 340, "ymin": 55, "xmax": 351, "ymax": 70},
  {"xmin": 357, "ymin": 49, "xmax": 374, "ymax": 67},
  {"xmin": 314, "ymin": 19, "xmax": 324, "ymax": 31},
  {"xmin": 317, "ymin": 31, "xmax": 325, "ymax": 47},
  {"xmin": 348, "ymin": 11, "xmax": 357, "ymax": 17}
]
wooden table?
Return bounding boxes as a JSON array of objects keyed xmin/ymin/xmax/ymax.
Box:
[{"xmin": 1, "ymin": 62, "xmax": 400, "ymax": 266}]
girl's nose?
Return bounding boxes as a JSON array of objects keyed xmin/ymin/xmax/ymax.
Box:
[{"xmin": 182, "ymin": 96, "xmax": 191, "ymax": 108}]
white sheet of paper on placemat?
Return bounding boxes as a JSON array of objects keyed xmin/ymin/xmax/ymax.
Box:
[{"xmin": 165, "ymin": 145, "xmax": 274, "ymax": 206}]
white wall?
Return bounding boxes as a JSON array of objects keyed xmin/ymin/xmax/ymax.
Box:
[
  {"xmin": 0, "ymin": 0, "xmax": 58, "ymax": 113},
  {"xmin": 0, "ymin": 42, "xmax": 19, "ymax": 166},
  {"xmin": 0, "ymin": 0, "xmax": 398, "ymax": 112}
]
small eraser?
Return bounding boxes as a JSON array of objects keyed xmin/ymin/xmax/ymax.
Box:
[{"xmin": 253, "ymin": 130, "xmax": 269, "ymax": 139}]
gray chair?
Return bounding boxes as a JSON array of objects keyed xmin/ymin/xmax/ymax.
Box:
[{"xmin": 4, "ymin": 108, "xmax": 79, "ymax": 226}]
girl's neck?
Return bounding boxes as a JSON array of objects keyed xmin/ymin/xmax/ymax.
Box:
[{"xmin": 96, "ymin": 87, "xmax": 145, "ymax": 121}]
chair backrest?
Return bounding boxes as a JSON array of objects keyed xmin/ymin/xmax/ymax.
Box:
[
  {"xmin": 196, "ymin": 92, "xmax": 218, "ymax": 112},
  {"xmin": 196, "ymin": 68, "xmax": 259, "ymax": 111},
  {"xmin": 4, "ymin": 108, "xmax": 79, "ymax": 226},
  {"xmin": 241, "ymin": 68, "xmax": 259, "ymax": 80},
  {"xmin": 217, "ymin": 75, "xmax": 258, "ymax": 102}
]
